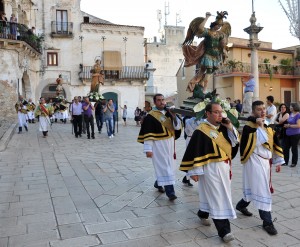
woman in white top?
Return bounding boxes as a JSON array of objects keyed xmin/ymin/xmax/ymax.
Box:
[{"xmin": 120, "ymin": 105, "xmax": 127, "ymax": 126}]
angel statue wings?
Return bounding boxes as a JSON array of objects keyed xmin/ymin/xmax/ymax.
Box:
[{"xmin": 182, "ymin": 11, "xmax": 231, "ymax": 99}]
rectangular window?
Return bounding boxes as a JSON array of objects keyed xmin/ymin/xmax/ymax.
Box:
[
  {"xmin": 47, "ymin": 52, "xmax": 58, "ymax": 66},
  {"xmin": 56, "ymin": 10, "xmax": 68, "ymax": 33}
]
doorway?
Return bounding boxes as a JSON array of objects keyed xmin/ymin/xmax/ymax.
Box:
[{"xmin": 281, "ymin": 88, "xmax": 295, "ymax": 105}]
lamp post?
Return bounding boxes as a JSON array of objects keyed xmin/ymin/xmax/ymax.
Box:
[
  {"xmin": 243, "ymin": 0, "xmax": 263, "ymax": 101},
  {"xmin": 79, "ymin": 35, "xmax": 84, "ymax": 66},
  {"xmin": 101, "ymin": 36, "xmax": 106, "ymax": 70},
  {"xmin": 123, "ymin": 37, "xmax": 128, "ymax": 67}
]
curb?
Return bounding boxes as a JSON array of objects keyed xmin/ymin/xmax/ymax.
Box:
[{"xmin": 0, "ymin": 123, "xmax": 17, "ymax": 152}]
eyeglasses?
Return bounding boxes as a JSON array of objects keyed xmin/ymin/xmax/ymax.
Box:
[{"xmin": 209, "ymin": 110, "xmax": 223, "ymax": 115}]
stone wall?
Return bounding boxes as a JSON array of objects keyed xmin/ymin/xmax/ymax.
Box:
[{"xmin": 0, "ymin": 80, "xmax": 17, "ymax": 139}]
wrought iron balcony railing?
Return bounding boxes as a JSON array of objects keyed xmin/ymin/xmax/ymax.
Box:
[
  {"xmin": 0, "ymin": 22, "xmax": 43, "ymax": 52},
  {"xmin": 216, "ymin": 62, "xmax": 299, "ymax": 77},
  {"xmin": 79, "ymin": 66, "xmax": 149, "ymax": 80},
  {"xmin": 51, "ymin": 21, "xmax": 73, "ymax": 37}
]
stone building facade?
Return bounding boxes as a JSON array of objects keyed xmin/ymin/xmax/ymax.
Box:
[{"xmin": 1, "ymin": 0, "xmax": 148, "ymax": 121}]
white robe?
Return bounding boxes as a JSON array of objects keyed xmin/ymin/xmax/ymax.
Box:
[
  {"xmin": 144, "ymin": 113, "xmax": 181, "ymax": 186},
  {"xmin": 242, "ymin": 127, "xmax": 284, "ymax": 211},
  {"xmin": 187, "ymin": 122, "xmax": 239, "ymax": 219},
  {"xmin": 39, "ymin": 116, "xmax": 50, "ymax": 132}
]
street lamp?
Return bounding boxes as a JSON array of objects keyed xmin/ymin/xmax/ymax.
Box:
[
  {"xmin": 123, "ymin": 37, "xmax": 128, "ymax": 67},
  {"xmin": 101, "ymin": 36, "xmax": 106, "ymax": 70}
]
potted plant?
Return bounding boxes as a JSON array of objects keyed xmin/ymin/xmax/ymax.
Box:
[
  {"xmin": 263, "ymin": 58, "xmax": 273, "ymax": 80},
  {"xmin": 227, "ymin": 59, "xmax": 242, "ymax": 72},
  {"xmin": 280, "ymin": 58, "xmax": 293, "ymax": 75}
]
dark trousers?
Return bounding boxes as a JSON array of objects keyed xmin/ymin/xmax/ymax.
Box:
[
  {"xmin": 283, "ymin": 134, "xmax": 300, "ymax": 165},
  {"xmin": 84, "ymin": 115, "xmax": 94, "ymax": 138},
  {"xmin": 198, "ymin": 210, "xmax": 230, "ymax": 238},
  {"xmin": 236, "ymin": 198, "xmax": 272, "ymax": 225},
  {"xmin": 95, "ymin": 114, "xmax": 103, "ymax": 132},
  {"xmin": 82, "ymin": 113, "xmax": 86, "ymax": 133},
  {"xmin": 72, "ymin": 115, "xmax": 82, "ymax": 136}
]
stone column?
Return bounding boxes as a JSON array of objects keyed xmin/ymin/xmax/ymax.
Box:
[{"xmin": 244, "ymin": 12, "xmax": 263, "ymax": 101}]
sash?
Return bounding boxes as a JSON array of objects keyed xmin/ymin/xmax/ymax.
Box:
[
  {"xmin": 246, "ymin": 121, "xmax": 273, "ymax": 152},
  {"xmin": 149, "ymin": 110, "xmax": 175, "ymax": 137},
  {"xmin": 40, "ymin": 104, "xmax": 49, "ymax": 116},
  {"xmin": 199, "ymin": 123, "xmax": 232, "ymax": 158}
]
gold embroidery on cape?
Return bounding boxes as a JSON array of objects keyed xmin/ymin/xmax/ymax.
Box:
[
  {"xmin": 149, "ymin": 110, "xmax": 175, "ymax": 137},
  {"xmin": 198, "ymin": 123, "xmax": 232, "ymax": 158}
]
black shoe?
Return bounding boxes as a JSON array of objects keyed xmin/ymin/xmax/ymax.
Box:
[
  {"xmin": 79, "ymin": 134, "xmax": 82, "ymax": 137},
  {"xmin": 87, "ymin": 136, "xmax": 90, "ymax": 139},
  {"xmin": 182, "ymin": 176, "xmax": 193, "ymax": 187},
  {"xmin": 75, "ymin": 135, "xmax": 78, "ymax": 138},
  {"xmin": 154, "ymin": 181, "xmax": 165, "ymax": 193},
  {"xmin": 263, "ymin": 224, "xmax": 278, "ymax": 235},
  {"xmin": 236, "ymin": 207, "xmax": 253, "ymax": 216},
  {"xmin": 291, "ymin": 164, "xmax": 297, "ymax": 167},
  {"xmin": 92, "ymin": 136, "xmax": 95, "ymax": 139},
  {"xmin": 281, "ymin": 163, "xmax": 287, "ymax": 166},
  {"xmin": 168, "ymin": 194, "xmax": 177, "ymax": 201},
  {"xmin": 24, "ymin": 126, "xmax": 28, "ymax": 131}
]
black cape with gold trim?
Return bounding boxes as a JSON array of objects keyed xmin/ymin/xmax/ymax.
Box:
[
  {"xmin": 180, "ymin": 123, "xmax": 239, "ymax": 171},
  {"xmin": 137, "ymin": 112, "xmax": 181, "ymax": 143},
  {"xmin": 240, "ymin": 121, "xmax": 283, "ymax": 164}
]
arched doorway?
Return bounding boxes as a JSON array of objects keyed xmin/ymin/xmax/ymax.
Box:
[
  {"xmin": 41, "ymin": 84, "xmax": 66, "ymax": 102},
  {"xmin": 21, "ymin": 71, "xmax": 31, "ymax": 99},
  {"xmin": 103, "ymin": 92, "xmax": 118, "ymax": 132},
  {"xmin": 102, "ymin": 92, "xmax": 118, "ymax": 105}
]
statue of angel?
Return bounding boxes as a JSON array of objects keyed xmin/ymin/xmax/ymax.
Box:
[{"xmin": 182, "ymin": 11, "xmax": 231, "ymax": 99}]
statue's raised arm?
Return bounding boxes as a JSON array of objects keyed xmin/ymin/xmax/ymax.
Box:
[{"xmin": 182, "ymin": 11, "xmax": 231, "ymax": 99}]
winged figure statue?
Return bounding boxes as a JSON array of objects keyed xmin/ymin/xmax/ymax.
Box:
[{"xmin": 182, "ymin": 11, "xmax": 231, "ymax": 99}]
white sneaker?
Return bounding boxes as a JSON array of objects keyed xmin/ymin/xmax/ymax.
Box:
[
  {"xmin": 109, "ymin": 135, "xmax": 112, "ymax": 139},
  {"xmin": 223, "ymin": 233, "xmax": 235, "ymax": 243},
  {"xmin": 200, "ymin": 218, "xmax": 211, "ymax": 226},
  {"xmin": 111, "ymin": 134, "xmax": 114, "ymax": 138}
]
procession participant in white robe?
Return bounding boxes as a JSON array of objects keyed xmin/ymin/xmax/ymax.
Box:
[
  {"xmin": 137, "ymin": 93, "xmax": 182, "ymax": 201},
  {"xmin": 15, "ymin": 95, "xmax": 28, "ymax": 134},
  {"xmin": 26, "ymin": 98, "xmax": 36, "ymax": 123},
  {"xmin": 180, "ymin": 102, "xmax": 239, "ymax": 243},
  {"xmin": 34, "ymin": 97, "xmax": 53, "ymax": 138},
  {"xmin": 182, "ymin": 117, "xmax": 203, "ymax": 187},
  {"xmin": 237, "ymin": 100, "xmax": 284, "ymax": 236}
]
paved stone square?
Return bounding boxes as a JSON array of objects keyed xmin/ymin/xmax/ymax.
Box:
[{"xmin": 1, "ymin": 121, "xmax": 300, "ymax": 247}]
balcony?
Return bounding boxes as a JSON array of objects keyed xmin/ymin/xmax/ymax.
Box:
[
  {"xmin": 51, "ymin": 21, "xmax": 73, "ymax": 38},
  {"xmin": 0, "ymin": 22, "xmax": 42, "ymax": 53},
  {"xmin": 216, "ymin": 62, "xmax": 300, "ymax": 78},
  {"xmin": 79, "ymin": 66, "xmax": 149, "ymax": 81}
]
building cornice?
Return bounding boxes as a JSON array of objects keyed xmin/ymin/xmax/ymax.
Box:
[{"xmin": 81, "ymin": 23, "xmax": 144, "ymax": 36}]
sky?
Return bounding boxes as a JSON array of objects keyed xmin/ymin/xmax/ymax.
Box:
[{"xmin": 80, "ymin": 0, "xmax": 299, "ymax": 49}]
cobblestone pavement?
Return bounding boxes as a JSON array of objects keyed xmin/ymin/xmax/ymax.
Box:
[{"xmin": 1, "ymin": 121, "xmax": 300, "ymax": 247}]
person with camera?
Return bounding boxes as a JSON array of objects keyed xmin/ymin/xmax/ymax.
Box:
[
  {"xmin": 137, "ymin": 94, "xmax": 182, "ymax": 201},
  {"xmin": 180, "ymin": 102, "xmax": 239, "ymax": 243},
  {"xmin": 82, "ymin": 97, "xmax": 95, "ymax": 139},
  {"xmin": 103, "ymin": 99, "xmax": 115, "ymax": 138}
]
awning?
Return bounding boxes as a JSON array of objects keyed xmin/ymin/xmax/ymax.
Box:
[{"xmin": 103, "ymin": 51, "xmax": 122, "ymax": 71}]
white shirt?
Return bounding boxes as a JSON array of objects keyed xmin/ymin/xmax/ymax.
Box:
[
  {"xmin": 70, "ymin": 102, "xmax": 82, "ymax": 115},
  {"xmin": 266, "ymin": 104, "xmax": 277, "ymax": 125}
]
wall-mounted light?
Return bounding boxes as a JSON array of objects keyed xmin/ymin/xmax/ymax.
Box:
[
  {"xmin": 269, "ymin": 86, "xmax": 273, "ymax": 91},
  {"xmin": 248, "ymin": 53, "xmax": 251, "ymax": 58},
  {"xmin": 273, "ymin": 55, "xmax": 277, "ymax": 60}
]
